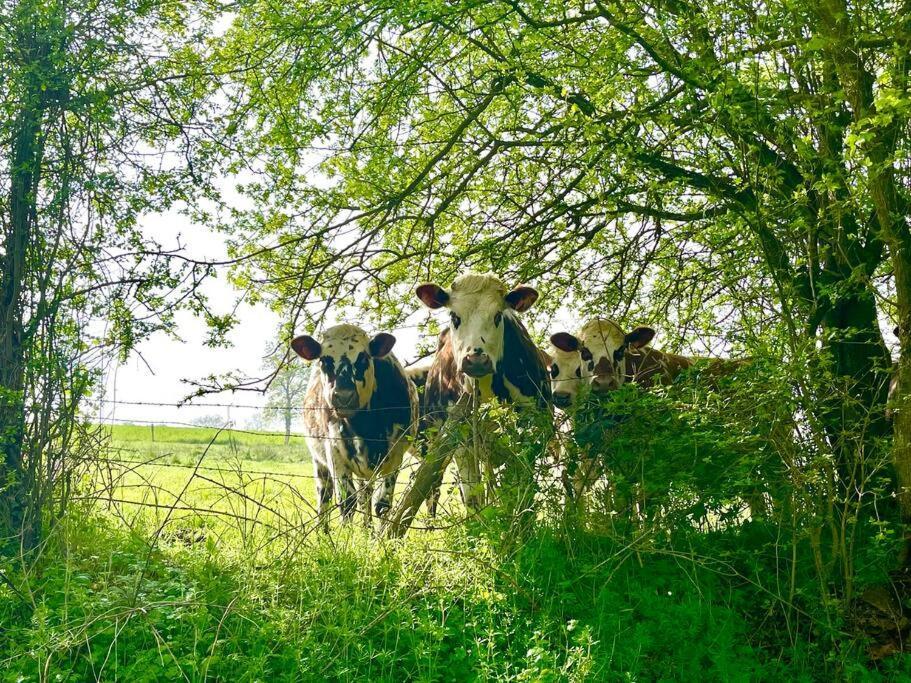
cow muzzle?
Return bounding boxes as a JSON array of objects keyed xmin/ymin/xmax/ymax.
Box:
[
  {"xmin": 461, "ymin": 352, "xmax": 493, "ymax": 378},
  {"xmin": 591, "ymin": 375, "xmax": 618, "ymax": 394},
  {"xmin": 552, "ymin": 391, "xmax": 573, "ymax": 408},
  {"xmin": 331, "ymin": 388, "xmax": 360, "ymax": 415}
]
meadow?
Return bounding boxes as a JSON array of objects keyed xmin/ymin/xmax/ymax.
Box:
[{"xmin": 3, "ymin": 418, "xmax": 909, "ymax": 681}]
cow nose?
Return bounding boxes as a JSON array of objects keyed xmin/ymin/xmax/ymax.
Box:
[
  {"xmin": 331, "ymin": 388, "xmax": 359, "ymax": 413},
  {"xmin": 553, "ymin": 391, "xmax": 572, "ymax": 408},
  {"xmin": 591, "ymin": 376, "xmax": 616, "ymax": 394},
  {"xmin": 461, "ymin": 352, "xmax": 493, "ymax": 378}
]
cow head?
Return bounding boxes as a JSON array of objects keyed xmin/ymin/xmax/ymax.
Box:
[
  {"xmin": 416, "ymin": 272, "xmax": 538, "ymax": 378},
  {"xmin": 548, "ymin": 332, "xmax": 589, "ymax": 408},
  {"xmin": 291, "ymin": 324, "xmax": 396, "ymax": 417},
  {"xmin": 552, "ymin": 319, "xmax": 655, "ymax": 396}
]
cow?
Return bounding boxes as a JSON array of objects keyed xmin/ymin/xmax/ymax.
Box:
[
  {"xmin": 291, "ymin": 324, "xmax": 419, "ymax": 529},
  {"xmin": 414, "ymin": 272, "xmax": 552, "ymax": 512},
  {"xmin": 548, "ymin": 318, "xmax": 750, "ymax": 501},
  {"xmin": 548, "ymin": 318, "xmax": 749, "ymax": 398}
]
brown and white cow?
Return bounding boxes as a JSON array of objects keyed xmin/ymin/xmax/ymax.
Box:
[
  {"xmin": 550, "ymin": 319, "xmax": 697, "ymax": 399},
  {"xmin": 416, "ymin": 272, "xmax": 552, "ymax": 511},
  {"xmin": 549, "ymin": 318, "xmax": 749, "ymax": 498},
  {"xmin": 292, "ymin": 324, "xmax": 418, "ymax": 529}
]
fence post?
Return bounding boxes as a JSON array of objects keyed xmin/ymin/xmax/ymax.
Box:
[{"xmin": 151, "ymin": 423, "xmax": 155, "ymax": 442}]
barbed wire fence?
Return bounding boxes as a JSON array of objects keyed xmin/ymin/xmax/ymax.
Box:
[{"xmin": 75, "ymin": 397, "xmax": 574, "ymax": 550}]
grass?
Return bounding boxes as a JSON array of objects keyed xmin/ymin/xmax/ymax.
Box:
[
  {"xmin": 1, "ymin": 511, "xmax": 821, "ymax": 681},
  {"xmin": 106, "ymin": 423, "xmax": 310, "ymax": 463},
  {"xmin": 2, "ymin": 425, "xmax": 911, "ymax": 680}
]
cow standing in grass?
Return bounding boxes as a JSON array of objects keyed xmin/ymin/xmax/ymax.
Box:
[
  {"xmin": 549, "ymin": 318, "xmax": 749, "ymax": 500},
  {"xmin": 413, "ymin": 272, "xmax": 552, "ymax": 513},
  {"xmin": 291, "ymin": 324, "xmax": 418, "ymax": 529}
]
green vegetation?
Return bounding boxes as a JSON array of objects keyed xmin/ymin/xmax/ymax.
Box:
[
  {"xmin": 106, "ymin": 423, "xmax": 311, "ymax": 464},
  {"xmin": 2, "ymin": 403, "xmax": 908, "ymax": 680},
  {"xmin": 6, "ymin": 506, "xmax": 907, "ymax": 681}
]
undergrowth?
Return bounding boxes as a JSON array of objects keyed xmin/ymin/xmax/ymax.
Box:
[{"xmin": 2, "ymin": 508, "xmax": 908, "ymax": 681}]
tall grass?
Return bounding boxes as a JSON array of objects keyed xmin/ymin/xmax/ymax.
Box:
[
  {"xmin": 3, "ymin": 397, "xmax": 910, "ymax": 680},
  {"xmin": 3, "ymin": 508, "xmax": 863, "ymax": 681}
]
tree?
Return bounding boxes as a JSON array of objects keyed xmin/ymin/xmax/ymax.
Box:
[
  {"xmin": 0, "ymin": 0, "xmax": 220, "ymax": 552},
  {"xmin": 263, "ymin": 351, "xmax": 309, "ymax": 445},
  {"xmin": 212, "ymin": 0, "xmax": 911, "ymax": 551}
]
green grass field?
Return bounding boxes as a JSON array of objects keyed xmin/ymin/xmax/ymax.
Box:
[
  {"xmin": 2, "ymin": 424, "xmax": 909, "ymax": 680},
  {"xmin": 107, "ymin": 422, "xmax": 312, "ymax": 462}
]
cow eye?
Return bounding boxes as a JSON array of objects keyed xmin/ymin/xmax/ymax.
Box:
[
  {"xmin": 580, "ymin": 347, "xmax": 593, "ymax": 361},
  {"xmin": 550, "ymin": 364, "xmax": 559, "ymax": 379},
  {"xmin": 451, "ymin": 312, "xmax": 461, "ymax": 328},
  {"xmin": 613, "ymin": 348, "xmax": 625, "ymax": 362},
  {"xmin": 494, "ymin": 312, "xmax": 502, "ymax": 327},
  {"xmin": 575, "ymin": 367, "xmax": 582, "ymax": 378},
  {"xmin": 319, "ymin": 356, "xmax": 335, "ymax": 377},
  {"xmin": 354, "ymin": 352, "xmax": 369, "ymax": 372}
]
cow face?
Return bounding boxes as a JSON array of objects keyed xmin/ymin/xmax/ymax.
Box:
[
  {"xmin": 576, "ymin": 318, "xmax": 655, "ymax": 395},
  {"xmin": 291, "ymin": 324, "xmax": 396, "ymax": 417},
  {"xmin": 416, "ymin": 272, "xmax": 538, "ymax": 378},
  {"xmin": 548, "ymin": 333, "xmax": 589, "ymax": 408}
]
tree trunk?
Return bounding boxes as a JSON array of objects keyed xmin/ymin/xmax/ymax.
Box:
[
  {"xmin": 818, "ymin": 284, "xmax": 892, "ymax": 494},
  {"xmin": 284, "ymin": 410, "xmax": 291, "ymax": 446},
  {"xmin": 385, "ymin": 448, "xmax": 451, "ymax": 538},
  {"xmin": 1, "ymin": 108, "xmax": 44, "ymax": 552},
  {"xmin": 1, "ymin": 5, "xmax": 50, "ymax": 552}
]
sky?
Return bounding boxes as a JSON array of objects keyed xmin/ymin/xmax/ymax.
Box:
[{"xmin": 96, "ymin": 208, "xmax": 424, "ymax": 431}]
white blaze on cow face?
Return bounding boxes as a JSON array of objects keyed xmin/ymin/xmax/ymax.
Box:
[
  {"xmin": 416, "ymin": 272, "xmax": 538, "ymax": 378},
  {"xmin": 548, "ymin": 332, "xmax": 588, "ymax": 409},
  {"xmin": 291, "ymin": 324, "xmax": 396, "ymax": 416},
  {"xmin": 577, "ymin": 318, "xmax": 655, "ymax": 394}
]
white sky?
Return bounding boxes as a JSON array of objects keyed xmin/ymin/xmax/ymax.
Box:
[{"xmin": 97, "ymin": 208, "xmax": 423, "ymax": 430}]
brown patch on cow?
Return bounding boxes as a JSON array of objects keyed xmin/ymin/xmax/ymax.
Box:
[
  {"xmin": 625, "ymin": 348, "xmax": 694, "ymax": 388},
  {"xmin": 425, "ymin": 326, "xmax": 463, "ymax": 417},
  {"xmin": 593, "ymin": 357, "xmax": 612, "ymax": 375}
]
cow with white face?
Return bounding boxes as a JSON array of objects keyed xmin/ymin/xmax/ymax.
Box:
[
  {"xmin": 548, "ymin": 318, "xmax": 755, "ymax": 503},
  {"xmin": 548, "ymin": 332, "xmax": 590, "ymax": 409},
  {"xmin": 547, "ymin": 320, "xmax": 665, "ymax": 500},
  {"xmin": 415, "ymin": 273, "xmax": 552, "ymax": 511},
  {"xmin": 292, "ymin": 324, "xmax": 418, "ymax": 529},
  {"xmin": 549, "ymin": 319, "xmax": 686, "ymax": 397}
]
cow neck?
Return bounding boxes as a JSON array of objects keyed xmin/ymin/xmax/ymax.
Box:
[
  {"xmin": 494, "ymin": 314, "xmax": 548, "ymax": 405},
  {"xmin": 624, "ymin": 347, "xmax": 656, "ymax": 385}
]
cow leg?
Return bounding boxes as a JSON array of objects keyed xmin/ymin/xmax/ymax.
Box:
[
  {"xmin": 314, "ymin": 462, "xmax": 334, "ymax": 532},
  {"xmin": 358, "ymin": 480, "xmax": 374, "ymax": 528},
  {"xmin": 453, "ymin": 445, "xmax": 484, "ymax": 513},
  {"xmin": 414, "ymin": 434, "xmax": 442, "ymax": 518},
  {"xmin": 337, "ymin": 472, "xmax": 357, "ymax": 523},
  {"xmin": 373, "ymin": 474, "xmax": 397, "ymax": 519},
  {"xmin": 427, "ymin": 481, "xmax": 441, "ymax": 518}
]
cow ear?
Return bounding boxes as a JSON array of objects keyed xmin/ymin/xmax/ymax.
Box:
[
  {"xmin": 550, "ymin": 332, "xmax": 580, "ymax": 352},
  {"xmin": 291, "ymin": 335, "xmax": 322, "ymax": 360},
  {"xmin": 369, "ymin": 333, "xmax": 396, "ymax": 358},
  {"xmin": 625, "ymin": 326, "xmax": 655, "ymax": 349},
  {"xmin": 416, "ymin": 284, "xmax": 450, "ymax": 309},
  {"xmin": 505, "ymin": 285, "xmax": 538, "ymax": 312}
]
